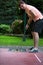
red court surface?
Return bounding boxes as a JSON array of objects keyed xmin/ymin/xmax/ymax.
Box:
[{"xmin": 0, "ymin": 49, "xmax": 43, "ymax": 65}]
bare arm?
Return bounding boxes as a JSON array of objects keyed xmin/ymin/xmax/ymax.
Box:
[
  {"xmin": 27, "ymin": 16, "xmax": 33, "ymax": 25},
  {"xmin": 25, "ymin": 16, "xmax": 32, "ymax": 30},
  {"xmin": 25, "ymin": 9, "xmax": 34, "ymax": 23},
  {"xmin": 25, "ymin": 9, "xmax": 35, "ymax": 29}
]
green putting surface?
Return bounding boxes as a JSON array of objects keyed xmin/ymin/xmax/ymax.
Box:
[{"xmin": 0, "ymin": 35, "xmax": 43, "ymax": 46}]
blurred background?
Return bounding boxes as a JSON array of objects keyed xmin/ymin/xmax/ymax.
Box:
[{"xmin": 0, "ymin": 0, "xmax": 43, "ymax": 46}]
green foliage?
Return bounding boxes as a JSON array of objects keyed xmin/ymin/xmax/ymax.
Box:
[
  {"xmin": 11, "ymin": 19, "xmax": 23, "ymax": 34},
  {"xmin": 0, "ymin": 0, "xmax": 21, "ymax": 22},
  {"xmin": 0, "ymin": 24, "xmax": 12, "ymax": 34},
  {"xmin": 11, "ymin": 19, "xmax": 23, "ymax": 27},
  {"xmin": 0, "ymin": 0, "xmax": 43, "ymax": 37},
  {"xmin": 0, "ymin": 0, "xmax": 43, "ymax": 24}
]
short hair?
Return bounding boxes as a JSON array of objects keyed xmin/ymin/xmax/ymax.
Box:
[
  {"xmin": 20, "ymin": 0, "xmax": 25, "ymax": 4},
  {"xmin": 19, "ymin": 0, "xmax": 25, "ymax": 6}
]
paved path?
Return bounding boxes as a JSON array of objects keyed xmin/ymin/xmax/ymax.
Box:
[{"xmin": 0, "ymin": 49, "xmax": 43, "ymax": 65}]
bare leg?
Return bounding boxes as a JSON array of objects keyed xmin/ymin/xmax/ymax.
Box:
[{"xmin": 31, "ymin": 32, "xmax": 39, "ymax": 48}]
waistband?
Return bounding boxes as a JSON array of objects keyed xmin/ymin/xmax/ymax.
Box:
[{"xmin": 35, "ymin": 18, "xmax": 43, "ymax": 22}]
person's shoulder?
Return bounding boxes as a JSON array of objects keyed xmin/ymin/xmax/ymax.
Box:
[
  {"xmin": 26, "ymin": 4, "xmax": 35, "ymax": 8},
  {"xmin": 26, "ymin": 4, "xmax": 31, "ymax": 7}
]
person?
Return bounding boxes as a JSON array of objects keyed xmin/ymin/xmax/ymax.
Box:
[{"xmin": 19, "ymin": 0, "xmax": 43, "ymax": 52}]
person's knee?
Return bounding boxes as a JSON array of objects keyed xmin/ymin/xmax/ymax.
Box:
[{"xmin": 31, "ymin": 32, "xmax": 39, "ymax": 37}]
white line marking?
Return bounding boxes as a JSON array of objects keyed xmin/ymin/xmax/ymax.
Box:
[{"xmin": 34, "ymin": 54, "xmax": 42, "ymax": 63}]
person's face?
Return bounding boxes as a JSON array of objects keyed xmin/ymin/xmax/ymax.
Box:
[{"xmin": 20, "ymin": 3, "xmax": 25, "ymax": 9}]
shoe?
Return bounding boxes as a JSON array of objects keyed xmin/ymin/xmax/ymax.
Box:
[
  {"xmin": 29, "ymin": 48, "xmax": 38, "ymax": 53},
  {"xmin": 29, "ymin": 47, "xmax": 34, "ymax": 50}
]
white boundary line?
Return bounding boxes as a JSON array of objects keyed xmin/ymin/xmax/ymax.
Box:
[{"xmin": 34, "ymin": 54, "xmax": 42, "ymax": 63}]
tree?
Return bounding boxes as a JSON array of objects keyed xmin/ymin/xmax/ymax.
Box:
[
  {"xmin": 0, "ymin": 0, "xmax": 21, "ymax": 24},
  {"xmin": 0, "ymin": 0, "xmax": 43, "ymax": 24}
]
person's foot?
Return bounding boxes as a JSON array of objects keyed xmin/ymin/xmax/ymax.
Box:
[
  {"xmin": 29, "ymin": 48, "xmax": 38, "ymax": 53},
  {"xmin": 29, "ymin": 47, "xmax": 34, "ymax": 50}
]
